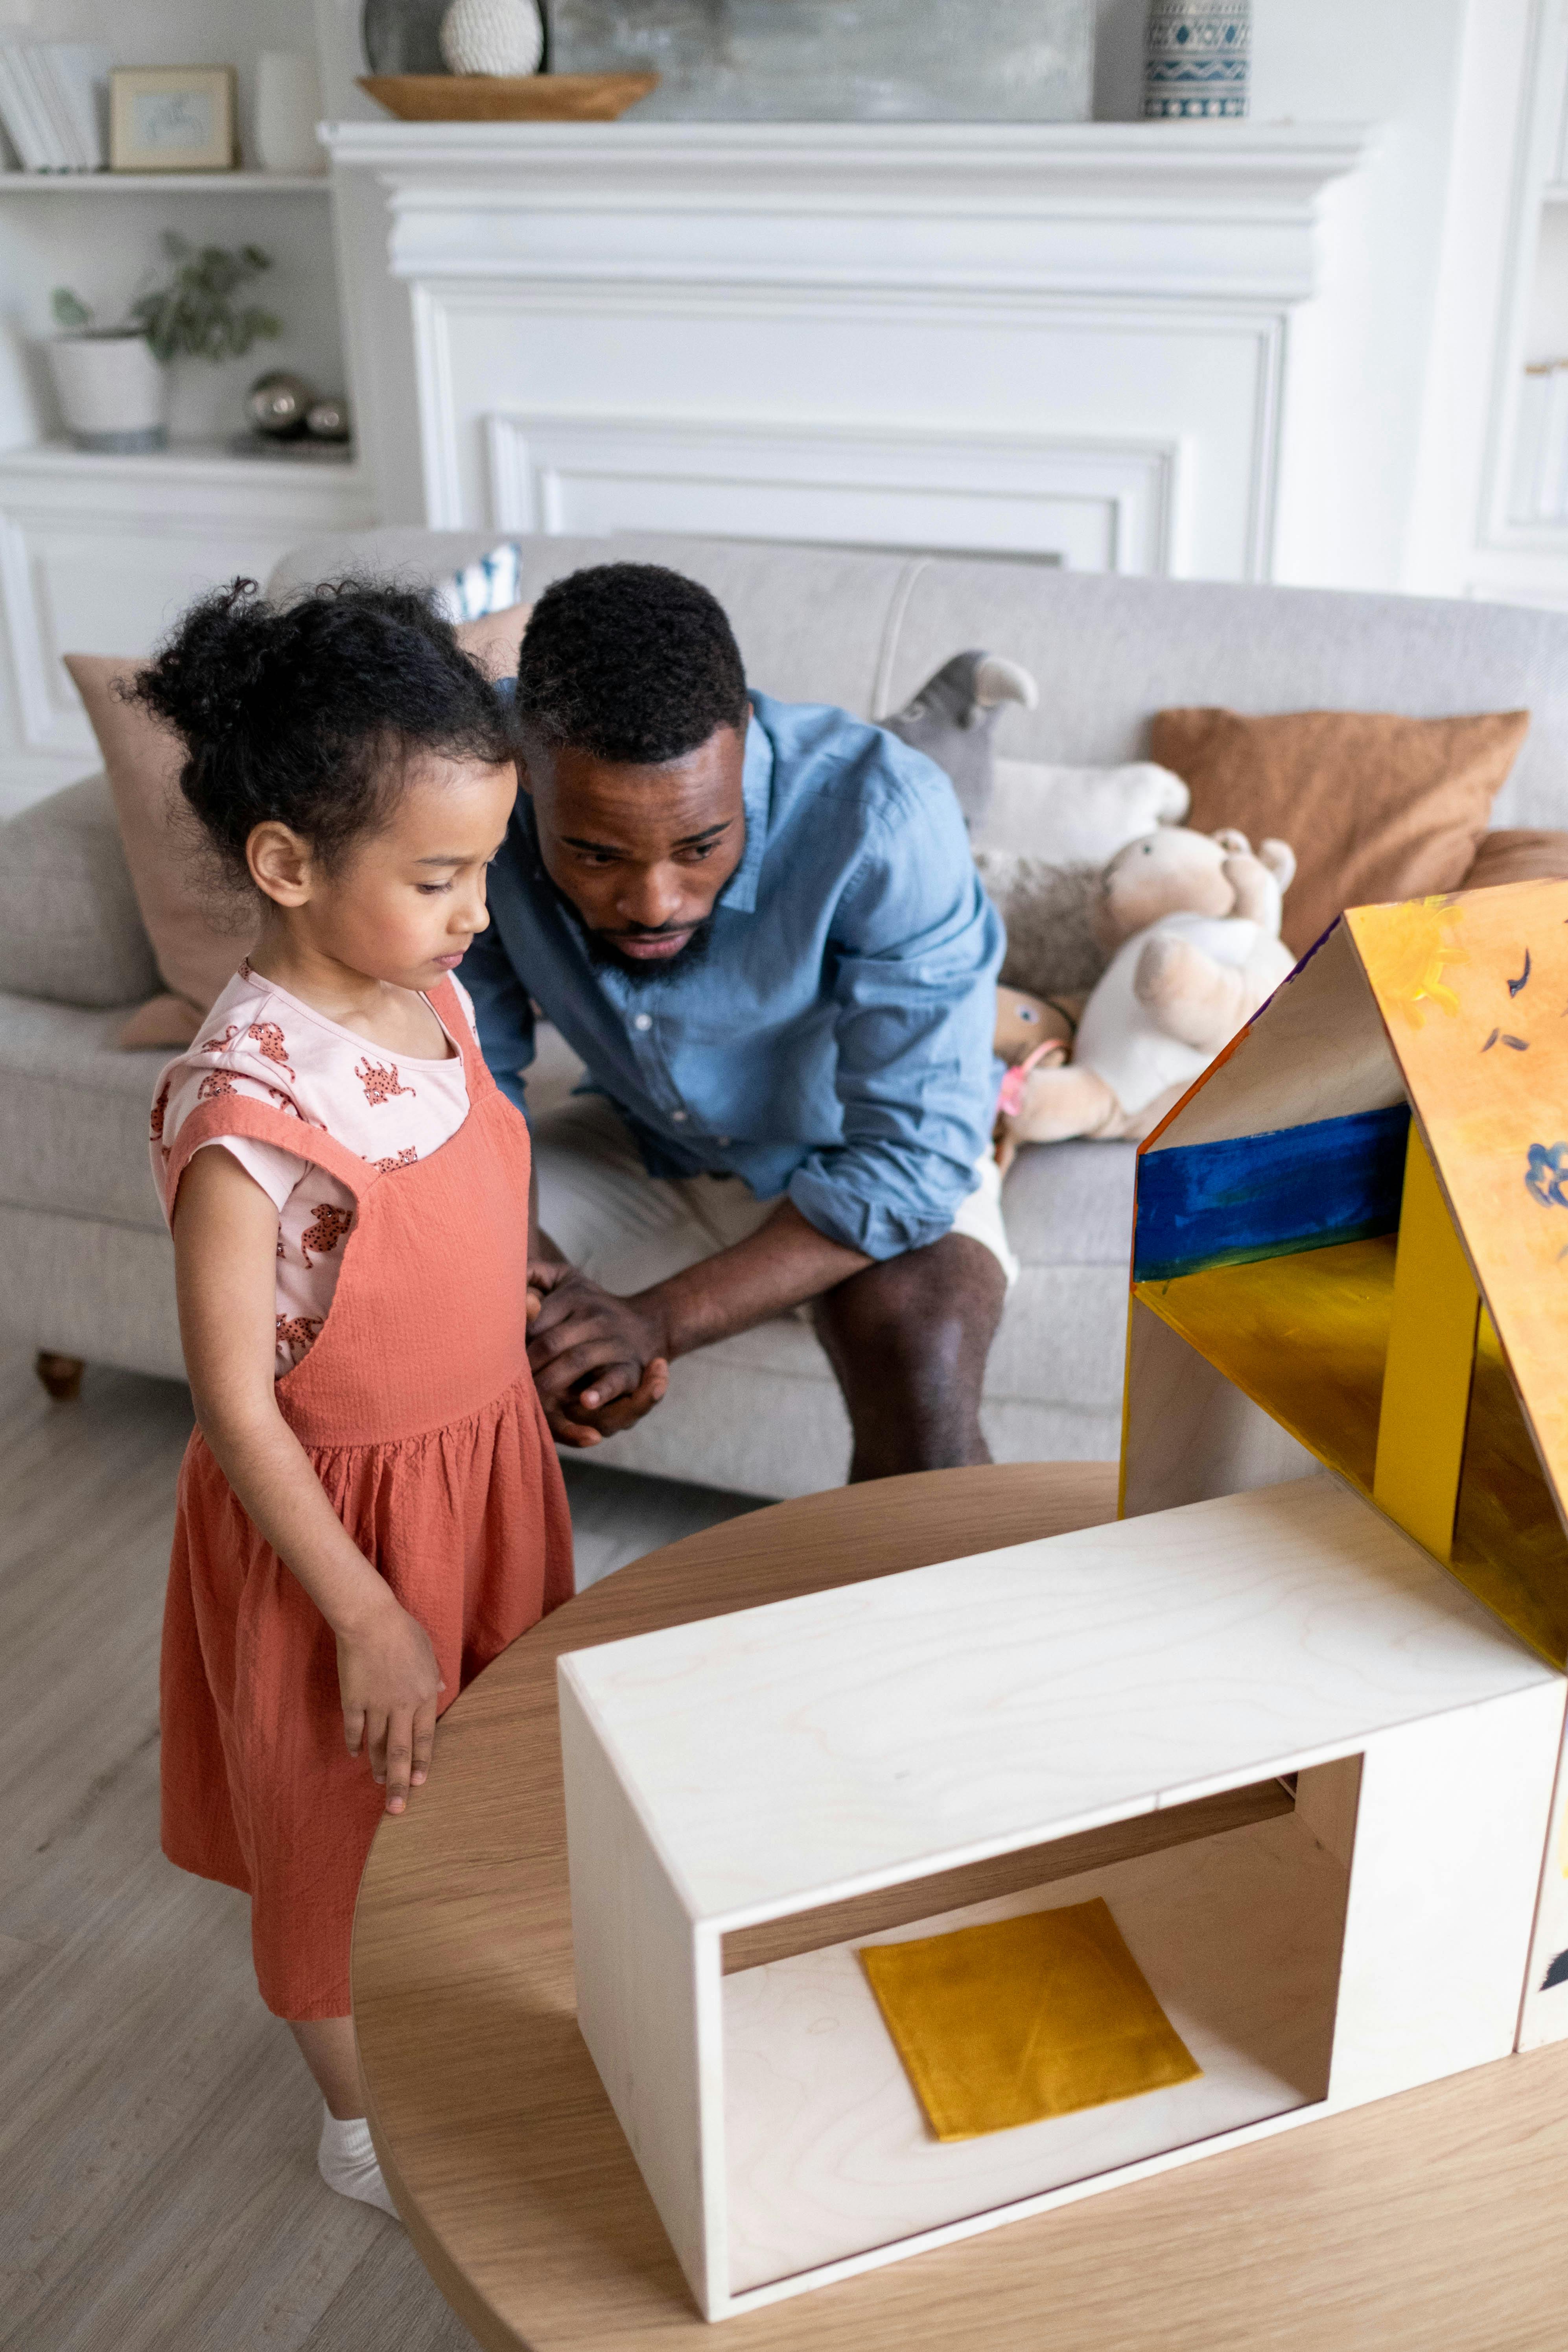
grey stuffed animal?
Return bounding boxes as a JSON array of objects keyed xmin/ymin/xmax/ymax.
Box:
[{"xmin": 879, "ymin": 649, "xmax": 1038, "ymax": 832}]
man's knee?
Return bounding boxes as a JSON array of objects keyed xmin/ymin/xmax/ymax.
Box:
[{"xmin": 814, "ymin": 1232, "xmax": 1006, "ymax": 1370}]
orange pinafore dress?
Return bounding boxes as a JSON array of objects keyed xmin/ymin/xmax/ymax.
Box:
[{"xmin": 158, "ymin": 977, "xmax": 573, "ymax": 2018}]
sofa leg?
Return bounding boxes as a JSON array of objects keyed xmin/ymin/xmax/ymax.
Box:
[{"xmin": 36, "ymin": 1351, "xmax": 84, "ymax": 1403}]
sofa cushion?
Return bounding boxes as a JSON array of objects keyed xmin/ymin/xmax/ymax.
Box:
[
  {"xmin": 1150, "ymin": 704, "xmax": 1529, "ymax": 956},
  {"xmin": 64, "ymin": 653, "xmax": 260, "ymax": 1034},
  {"xmin": 0, "ymin": 774, "xmax": 158, "ymax": 1009},
  {"xmin": 0, "ymin": 994, "xmax": 168, "ymax": 1230},
  {"xmin": 64, "ymin": 606, "xmax": 536, "ymax": 1047}
]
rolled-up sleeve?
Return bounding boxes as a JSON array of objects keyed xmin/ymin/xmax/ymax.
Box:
[
  {"xmin": 462, "ymin": 919, "xmax": 537, "ymax": 1116},
  {"xmin": 785, "ymin": 785, "xmax": 1004, "ymax": 1259}
]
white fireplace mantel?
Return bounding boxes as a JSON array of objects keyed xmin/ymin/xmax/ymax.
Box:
[{"xmin": 326, "ymin": 118, "xmax": 1375, "ymax": 582}]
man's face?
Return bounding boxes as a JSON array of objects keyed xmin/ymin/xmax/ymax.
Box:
[{"xmin": 520, "ymin": 721, "xmax": 748, "ymax": 977}]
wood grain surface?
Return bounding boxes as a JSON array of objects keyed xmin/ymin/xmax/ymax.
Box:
[
  {"xmin": 356, "ymin": 73, "xmax": 658, "ymax": 121},
  {"xmin": 352, "ymin": 1461, "xmax": 1568, "ymax": 2352},
  {"xmin": 718, "ymin": 1775, "xmax": 1294, "ymax": 1974}
]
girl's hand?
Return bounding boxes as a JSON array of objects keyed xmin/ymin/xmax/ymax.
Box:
[{"xmin": 336, "ymin": 1593, "xmax": 447, "ymax": 1815}]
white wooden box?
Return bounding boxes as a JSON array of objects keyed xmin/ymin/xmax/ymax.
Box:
[{"xmin": 558, "ymin": 1475, "xmax": 1564, "ymax": 2319}]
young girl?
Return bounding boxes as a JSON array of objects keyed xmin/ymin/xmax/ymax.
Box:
[{"xmin": 142, "ymin": 579, "xmax": 573, "ymax": 2215}]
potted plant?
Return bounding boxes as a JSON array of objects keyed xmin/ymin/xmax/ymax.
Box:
[{"xmin": 48, "ymin": 235, "xmax": 281, "ymax": 454}]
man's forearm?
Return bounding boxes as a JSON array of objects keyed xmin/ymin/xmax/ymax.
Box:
[{"xmin": 636, "ymin": 1199, "xmax": 870, "ymax": 1359}]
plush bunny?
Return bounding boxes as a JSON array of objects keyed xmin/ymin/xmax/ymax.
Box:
[
  {"xmin": 997, "ymin": 827, "xmax": 1297, "ymax": 1152},
  {"xmin": 880, "ymin": 650, "xmax": 1038, "ymax": 833}
]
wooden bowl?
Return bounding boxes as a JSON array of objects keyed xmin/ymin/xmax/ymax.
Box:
[{"xmin": 357, "ymin": 73, "xmax": 658, "ymax": 123}]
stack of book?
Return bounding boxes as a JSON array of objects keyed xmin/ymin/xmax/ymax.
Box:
[{"xmin": 0, "ymin": 41, "xmax": 111, "ymax": 172}]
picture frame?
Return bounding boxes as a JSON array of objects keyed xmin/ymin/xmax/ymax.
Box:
[{"xmin": 110, "ymin": 67, "xmax": 236, "ymax": 172}]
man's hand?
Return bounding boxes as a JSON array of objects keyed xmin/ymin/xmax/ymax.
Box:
[{"xmin": 527, "ymin": 1261, "xmax": 670, "ymax": 1447}]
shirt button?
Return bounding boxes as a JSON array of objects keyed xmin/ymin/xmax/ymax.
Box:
[
  {"xmin": 633, "ymin": 1013, "xmax": 652, "ymax": 1032},
  {"xmin": 671, "ymin": 1110, "xmax": 688, "ymax": 1123},
  {"xmin": 717, "ymin": 1136, "xmax": 731, "ymax": 1148}
]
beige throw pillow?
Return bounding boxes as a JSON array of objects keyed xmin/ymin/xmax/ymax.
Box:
[
  {"xmin": 1150, "ymin": 705, "xmax": 1530, "ymax": 957},
  {"xmin": 65, "ymin": 602, "xmax": 532, "ymax": 1047}
]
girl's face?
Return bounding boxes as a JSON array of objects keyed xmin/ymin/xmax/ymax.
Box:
[{"xmin": 249, "ymin": 753, "xmax": 518, "ymax": 993}]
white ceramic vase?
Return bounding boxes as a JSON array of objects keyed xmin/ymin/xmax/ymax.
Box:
[
  {"xmin": 255, "ymin": 50, "xmax": 325, "ymax": 175},
  {"xmin": 47, "ymin": 332, "xmax": 168, "ymax": 453},
  {"xmin": 439, "ymin": 0, "xmax": 544, "ymax": 75}
]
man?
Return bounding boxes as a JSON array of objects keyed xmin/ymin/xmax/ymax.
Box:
[{"xmin": 461, "ymin": 561, "xmax": 1012, "ymax": 1481}]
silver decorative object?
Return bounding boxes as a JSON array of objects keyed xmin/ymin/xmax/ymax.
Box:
[
  {"xmin": 304, "ymin": 395, "xmax": 352, "ymax": 443},
  {"xmin": 362, "ymin": 0, "xmax": 449, "ymax": 74},
  {"xmin": 246, "ymin": 370, "xmax": 316, "ymax": 439},
  {"xmin": 549, "ymin": 0, "xmax": 1093, "ymax": 122},
  {"xmin": 1142, "ymin": 0, "xmax": 1249, "ymax": 120}
]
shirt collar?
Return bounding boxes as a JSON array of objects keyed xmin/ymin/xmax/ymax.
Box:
[{"xmin": 714, "ymin": 711, "xmax": 772, "ymax": 917}]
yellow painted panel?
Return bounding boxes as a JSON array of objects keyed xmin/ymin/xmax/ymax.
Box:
[
  {"xmin": 1137, "ymin": 1247, "xmax": 1568, "ymax": 1666},
  {"xmin": 1134, "ymin": 1237, "xmax": 1393, "ymax": 1497},
  {"xmin": 1451, "ymin": 1308, "xmax": 1568, "ymax": 1668},
  {"xmin": 1349, "ymin": 885, "xmax": 1568, "ymax": 1533},
  {"xmin": 1371, "ymin": 1128, "xmax": 1480, "ymax": 1560}
]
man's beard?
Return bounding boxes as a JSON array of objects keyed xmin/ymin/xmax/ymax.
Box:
[{"xmin": 547, "ymin": 872, "xmax": 717, "ymax": 985}]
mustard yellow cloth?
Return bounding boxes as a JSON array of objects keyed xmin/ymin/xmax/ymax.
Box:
[{"xmin": 859, "ymin": 1898, "xmax": 1200, "ymax": 2141}]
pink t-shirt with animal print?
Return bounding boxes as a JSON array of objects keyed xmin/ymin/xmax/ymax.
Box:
[{"xmin": 151, "ymin": 963, "xmax": 479, "ymax": 1377}]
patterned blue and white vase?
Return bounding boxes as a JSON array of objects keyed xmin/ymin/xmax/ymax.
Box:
[{"xmin": 1142, "ymin": 0, "xmax": 1250, "ymax": 119}]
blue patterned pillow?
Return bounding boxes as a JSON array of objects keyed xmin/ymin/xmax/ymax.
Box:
[{"xmin": 438, "ymin": 542, "xmax": 523, "ymax": 622}]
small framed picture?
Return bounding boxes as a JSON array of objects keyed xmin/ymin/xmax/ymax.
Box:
[{"xmin": 111, "ymin": 67, "xmax": 236, "ymax": 172}]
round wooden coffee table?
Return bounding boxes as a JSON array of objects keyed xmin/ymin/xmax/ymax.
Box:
[{"xmin": 353, "ymin": 1462, "xmax": 1568, "ymax": 2352}]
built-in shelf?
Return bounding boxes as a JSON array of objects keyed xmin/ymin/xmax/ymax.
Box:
[
  {"xmin": 0, "ymin": 171, "xmax": 329, "ymax": 195},
  {"xmin": 0, "ymin": 437, "xmax": 365, "ymax": 484}
]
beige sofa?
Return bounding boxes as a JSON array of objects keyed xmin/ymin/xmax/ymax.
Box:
[{"xmin": 4, "ymin": 528, "xmax": 1568, "ymax": 1498}]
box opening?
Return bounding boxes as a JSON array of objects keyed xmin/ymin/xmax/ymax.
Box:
[{"xmin": 719, "ymin": 1757, "xmax": 1361, "ymax": 2297}]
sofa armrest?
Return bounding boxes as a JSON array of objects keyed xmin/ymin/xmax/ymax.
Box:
[
  {"xmin": 1460, "ymin": 828, "xmax": 1568, "ymax": 892},
  {"xmin": 0, "ymin": 772, "xmax": 158, "ymax": 1008}
]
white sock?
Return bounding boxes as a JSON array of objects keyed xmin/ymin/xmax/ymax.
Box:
[{"xmin": 317, "ymin": 2105, "xmax": 400, "ymax": 2217}]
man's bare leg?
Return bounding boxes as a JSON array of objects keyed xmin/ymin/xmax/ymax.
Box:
[{"xmin": 811, "ymin": 1231, "xmax": 1006, "ymax": 1482}]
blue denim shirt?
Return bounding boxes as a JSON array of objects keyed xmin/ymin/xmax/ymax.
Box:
[{"xmin": 462, "ymin": 689, "xmax": 1004, "ymax": 1260}]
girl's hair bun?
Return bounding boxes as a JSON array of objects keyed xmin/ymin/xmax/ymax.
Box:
[{"xmin": 127, "ymin": 575, "xmax": 514, "ymax": 885}]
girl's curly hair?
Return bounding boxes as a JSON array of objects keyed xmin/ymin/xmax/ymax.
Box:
[{"xmin": 128, "ymin": 576, "xmax": 515, "ymax": 886}]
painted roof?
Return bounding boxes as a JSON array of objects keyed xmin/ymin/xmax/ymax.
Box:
[
  {"xmin": 1127, "ymin": 879, "xmax": 1568, "ymax": 1657},
  {"xmin": 1347, "ymin": 883, "xmax": 1568, "ymax": 1521}
]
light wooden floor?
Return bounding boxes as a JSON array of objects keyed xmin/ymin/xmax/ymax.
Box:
[{"xmin": 0, "ymin": 1343, "xmax": 756, "ymax": 2352}]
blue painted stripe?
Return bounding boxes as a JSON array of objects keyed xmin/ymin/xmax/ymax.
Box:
[{"xmin": 1134, "ymin": 1104, "xmax": 1411, "ymax": 1283}]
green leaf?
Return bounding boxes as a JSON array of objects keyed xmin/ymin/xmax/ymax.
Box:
[{"xmin": 50, "ymin": 287, "xmax": 91, "ymax": 331}]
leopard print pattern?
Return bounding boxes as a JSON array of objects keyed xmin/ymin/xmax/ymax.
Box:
[
  {"xmin": 355, "ymin": 1057, "xmax": 415, "ymax": 1108},
  {"xmin": 372, "ymin": 1146, "xmax": 418, "ymax": 1175},
  {"xmin": 197, "ymin": 1019, "xmax": 297, "ymax": 1082},
  {"xmin": 275, "ymin": 1314, "xmax": 323, "ymax": 1360},
  {"xmin": 298, "ymin": 1201, "xmax": 353, "ymax": 1269}
]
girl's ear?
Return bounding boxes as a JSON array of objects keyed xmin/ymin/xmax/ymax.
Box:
[{"xmin": 247, "ymin": 820, "xmax": 315, "ymax": 908}]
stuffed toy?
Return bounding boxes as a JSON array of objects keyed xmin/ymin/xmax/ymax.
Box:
[
  {"xmin": 995, "ymin": 826, "xmax": 1297, "ymax": 1154},
  {"xmin": 992, "ymin": 984, "xmax": 1075, "ymax": 1176},
  {"xmin": 880, "ymin": 650, "xmax": 1038, "ymax": 832}
]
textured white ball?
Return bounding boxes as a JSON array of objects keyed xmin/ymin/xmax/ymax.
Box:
[{"xmin": 439, "ymin": 0, "xmax": 543, "ymax": 76}]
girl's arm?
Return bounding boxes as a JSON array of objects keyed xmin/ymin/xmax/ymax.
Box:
[{"xmin": 172, "ymin": 1144, "xmax": 444, "ymax": 1815}]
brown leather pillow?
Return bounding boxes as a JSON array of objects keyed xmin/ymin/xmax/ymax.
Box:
[
  {"xmin": 1149, "ymin": 706, "xmax": 1530, "ymax": 956},
  {"xmin": 65, "ymin": 603, "xmax": 532, "ymax": 1047},
  {"xmin": 1459, "ymin": 828, "xmax": 1568, "ymax": 893}
]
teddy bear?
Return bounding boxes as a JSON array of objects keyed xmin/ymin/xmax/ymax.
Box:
[{"xmin": 995, "ymin": 826, "xmax": 1298, "ymax": 1154}]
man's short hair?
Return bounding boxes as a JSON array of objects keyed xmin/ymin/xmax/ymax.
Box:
[{"xmin": 515, "ymin": 562, "xmax": 748, "ymax": 765}]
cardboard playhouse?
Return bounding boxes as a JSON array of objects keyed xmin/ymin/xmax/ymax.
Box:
[{"xmin": 557, "ymin": 878, "xmax": 1568, "ymax": 2322}]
